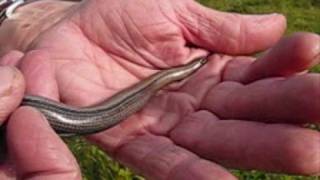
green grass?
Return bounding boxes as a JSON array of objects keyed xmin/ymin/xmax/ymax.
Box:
[
  {"xmin": 66, "ymin": 138, "xmax": 143, "ymax": 180},
  {"xmin": 66, "ymin": 0, "xmax": 320, "ymax": 179},
  {"xmin": 198, "ymin": 0, "xmax": 320, "ymax": 34}
]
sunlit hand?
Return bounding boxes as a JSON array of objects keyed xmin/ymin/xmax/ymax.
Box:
[
  {"xmin": 1, "ymin": 0, "xmax": 319, "ymax": 179},
  {"xmin": 0, "ymin": 66, "xmax": 80, "ymax": 179}
]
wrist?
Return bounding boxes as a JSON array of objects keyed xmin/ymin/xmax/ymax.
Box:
[{"xmin": 0, "ymin": 0, "xmax": 78, "ymax": 55}]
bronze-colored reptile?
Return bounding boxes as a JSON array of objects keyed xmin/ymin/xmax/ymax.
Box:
[{"xmin": 22, "ymin": 56, "xmax": 208, "ymax": 136}]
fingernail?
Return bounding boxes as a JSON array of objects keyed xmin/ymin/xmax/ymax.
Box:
[
  {"xmin": 313, "ymin": 36, "xmax": 320, "ymax": 62},
  {"xmin": 265, "ymin": 13, "xmax": 281, "ymax": 17},
  {"xmin": 0, "ymin": 67, "xmax": 17, "ymax": 96},
  {"xmin": 25, "ymin": 106, "xmax": 51, "ymax": 127},
  {"xmin": 314, "ymin": 53, "xmax": 320, "ymax": 64},
  {"xmin": 253, "ymin": 13, "xmax": 284, "ymax": 23},
  {"xmin": 315, "ymin": 36, "xmax": 320, "ymax": 53}
]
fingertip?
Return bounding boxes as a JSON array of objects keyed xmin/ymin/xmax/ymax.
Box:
[
  {"xmin": 289, "ymin": 32, "xmax": 320, "ymax": 66},
  {"xmin": 19, "ymin": 50, "xmax": 59, "ymax": 101},
  {"xmin": 241, "ymin": 13, "xmax": 287, "ymax": 53},
  {"xmin": 253, "ymin": 13, "xmax": 287, "ymax": 28},
  {"xmin": 0, "ymin": 50, "xmax": 24, "ymax": 66},
  {"xmin": 245, "ymin": 13, "xmax": 286, "ymax": 29},
  {"xmin": 240, "ymin": 32, "xmax": 320, "ymax": 83},
  {"xmin": 7, "ymin": 106, "xmax": 48, "ymax": 130},
  {"xmin": 0, "ymin": 66, "xmax": 25, "ymax": 125},
  {"xmin": 0, "ymin": 67, "xmax": 24, "ymax": 96},
  {"xmin": 8, "ymin": 106, "xmax": 51, "ymax": 144},
  {"xmin": 279, "ymin": 129, "xmax": 320, "ymax": 175},
  {"xmin": 268, "ymin": 13, "xmax": 287, "ymax": 40},
  {"xmin": 6, "ymin": 107, "xmax": 51, "ymax": 146},
  {"xmin": 7, "ymin": 107, "xmax": 80, "ymax": 179},
  {"xmin": 178, "ymin": 1, "xmax": 287, "ymax": 54},
  {"xmin": 274, "ymin": 13, "xmax": 287, "ymax": 29}
]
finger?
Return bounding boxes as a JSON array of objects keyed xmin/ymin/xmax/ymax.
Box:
[
  {"xmin": 170, "ymin": 111, "xmax": 320, "ymax": 175},
  {"xmin": 7, "ymin": 107, "xmax": 81, "ymax": 179},
  {"xmin": 175, "ymin": 1, "xmax": 286, "ymax": 54},
  {"xmin": 224, "ymin": 33, "xmax": 320, "ymax": 83},
  {"xmin": 111, "ymin": 134, "xmax": 236, "ymax": 180},
  {"xmin": 19, "ymin": 50, "xmax": 59, "ymax": 101},
  {"xmin": 0, "ymin": 66, "xmax": 24, "ymax": 125},
  {"xmin": 201, "ymin": 73, "xmax": 320, "ymax": 123},
  {"xmin": 0, "ymin": 50, "xmax": 24, "ymax": 66}
]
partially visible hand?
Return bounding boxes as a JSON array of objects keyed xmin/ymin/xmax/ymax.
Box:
[
  {"xmin": 0, "ymin": 61, "xmax": 80, "ymax": 179},
  {"xmin": 1, "ymin": 0, "xmax": 320, "ymax": 179},
  {"xmin": 0, "ymin": 0, "xmax": 286, "ymax": 103},
  {"xmin": 88, "ymin": 33, "xmax": 320, "ymax": 179},
  {"xmin": 2, "ymin": 107, "xmax": 81, "ymax": 179}
]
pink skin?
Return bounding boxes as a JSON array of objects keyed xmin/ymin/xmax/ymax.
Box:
[
  {"xmin": 0, "ymin": 0, "xmax": 319, "ymax": 179},
  {"xmin": 0, "ymin": 55, "xmax": 80, "ymax": 179}
]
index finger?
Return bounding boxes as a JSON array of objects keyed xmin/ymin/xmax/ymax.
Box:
[{"xmin": 7, "ymin": 107, "xmax": 81, "ymax": 179}]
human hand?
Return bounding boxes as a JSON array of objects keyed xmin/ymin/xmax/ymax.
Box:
[
  {"xmin": 0, "ymin": 64, "xmax": 80, "ymax": 179},
  {"xmin": 1, "ymin": 0, "xmax": 319, "ymax": 179},
  {"xmin": 87, "ymin": 33, "xmax": 320, "ymax": 179}
]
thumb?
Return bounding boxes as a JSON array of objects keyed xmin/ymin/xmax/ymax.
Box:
[
  {"xmin": 7, "ymin": 107, "xmax": 81, "ymax": 180},
  {"xmin": 175, "ymin": 1, "xmax": 286, "ymax": 54},
  {"xmin": 0, "ymin": 66, "xmax": 25, "ymax": 125}
]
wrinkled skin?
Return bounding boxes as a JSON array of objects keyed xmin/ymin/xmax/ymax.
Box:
[{"xmin": 0, "ymin": 0, "xmax": 319, "ymax": 179}]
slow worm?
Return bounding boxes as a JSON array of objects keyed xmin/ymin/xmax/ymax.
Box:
[{"xmin": 21, "ymin": 56, "xmax": 208, "ymax": 136}]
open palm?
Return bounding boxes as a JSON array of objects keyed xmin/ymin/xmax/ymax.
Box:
[{"xmin": 2, "ymin": 0, "xmax": 320, "ymax": 179}]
